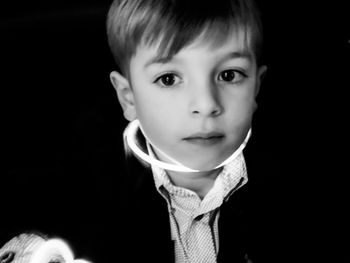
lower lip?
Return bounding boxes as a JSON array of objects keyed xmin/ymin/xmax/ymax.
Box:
[{"xmin": 184, "ymin": 136, "xmax": 224, "ymax": 146}]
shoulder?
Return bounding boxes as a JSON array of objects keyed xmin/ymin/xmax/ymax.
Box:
[{"xmin": 223, "ymin": 140, "xmax": 285, "ymax": 263}]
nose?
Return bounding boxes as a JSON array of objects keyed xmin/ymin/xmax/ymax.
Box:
[{"xmin": 189, "ymin": 80, "xmax": 223, "ymax": 117}]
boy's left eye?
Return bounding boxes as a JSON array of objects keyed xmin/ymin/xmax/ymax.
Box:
[{"xmin": 218, "ymin": 69, "xmax": 247, "ymax": 83}]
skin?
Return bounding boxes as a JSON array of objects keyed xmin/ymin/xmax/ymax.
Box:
[{"xmin": 111, "ymin": 30, "xmax": 266, "ymax": 198}]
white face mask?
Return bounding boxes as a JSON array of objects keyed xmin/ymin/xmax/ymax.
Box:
[{"xmin": 124, "ymin": 119, "xmax": 251, "ymax": 173}]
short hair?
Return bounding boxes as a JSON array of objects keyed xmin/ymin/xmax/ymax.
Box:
[{"xmin": 107, "ymin": 0, "xmax": 263, "ymax": 77}]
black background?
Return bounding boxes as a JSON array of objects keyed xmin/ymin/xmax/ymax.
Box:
[{"xmin": 1, "ymin": 0, "xmax": 349, "ymax": 262}]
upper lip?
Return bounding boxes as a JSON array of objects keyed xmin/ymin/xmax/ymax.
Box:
[{"xmin": 184, "ymin": 132, "xmax": 224, "ymax": 140}]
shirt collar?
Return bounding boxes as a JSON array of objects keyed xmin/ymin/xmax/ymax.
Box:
[{"xmin": 146, "ymin": 141, "xmax": 248, "ymax": 204}]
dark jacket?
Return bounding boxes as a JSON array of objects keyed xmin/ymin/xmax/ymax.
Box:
[
  {"xmin": 1, "ymin": 135, "xmax": 283, "ymax": 263},
  {"xmin": 115, "ymin": 140, "xmax": 282, "ymax": 263}
]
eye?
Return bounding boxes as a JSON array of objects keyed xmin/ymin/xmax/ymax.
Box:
[
  {"xmin": 154, "ymin": 73, "xmax": 181, "ymax": 87},
  {"xmin": 218, "ymin": 69, "xmax": 247, "ymax": 84}
]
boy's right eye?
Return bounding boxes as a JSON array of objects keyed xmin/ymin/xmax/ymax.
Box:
[{"xmin": 154, "ymin": 73, "xmax": 181, "ymax": 87}]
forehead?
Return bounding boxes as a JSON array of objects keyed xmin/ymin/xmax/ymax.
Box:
[
  {"xmin": 181, "ymin": 28, "xmax": 250, "ymax": 55},
  {"xmin": 133, "ymin": 29, "xmax": 254, "ymax": 67}
]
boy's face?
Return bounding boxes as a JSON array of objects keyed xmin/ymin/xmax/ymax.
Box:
[{"xmin": 111, "ymin": 31, "xmax": 266, "ymax": 170}]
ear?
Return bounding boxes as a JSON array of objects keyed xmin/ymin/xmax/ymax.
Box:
[
  {"xmin": 252, "ymin": 65, "xmax": 267, "ymax": 112},
  {"xmin": 110, "ymin": 71, "xmax": 137, "ymax": 121},
  {"xmin": 255, "ymin": 65, "xmax": 267, "ymax": 97}
]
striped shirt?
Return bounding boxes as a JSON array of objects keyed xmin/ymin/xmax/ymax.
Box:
[{"xmin": 148, "ymin": 144, "xmax": 248, "ymax": 263}]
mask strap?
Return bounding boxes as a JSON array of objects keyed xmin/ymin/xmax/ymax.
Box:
[
  {"xmin": 138, "ymin": 122, "xmax": 191, "ymax": 168},
  {"xmin": 124, "ymin": 119, "xmax": 251, "ymax": 173}
]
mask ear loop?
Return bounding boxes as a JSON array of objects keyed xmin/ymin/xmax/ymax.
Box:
[
  {"xmin": 124, "ymin": 119, "xmax": 251, "ymax": 173},
  {"xmin": 124, "ymin": 120, "xmax": 197, "ymax": 172},
  {"xmin": 213, "ymin": 128, "xmax": 251, "ymax": 169},
  {"xmin": 138, "ymin": 122, "xmax": 191, "ymax": 168}
]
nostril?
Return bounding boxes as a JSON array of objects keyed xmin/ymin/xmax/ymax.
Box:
[
  {"xmin": 212, "ymin": 107, "xmax": 222, "ymax": 116},
  {"xmin": 0, "ymin": 251, "xmax": 15, "ymax": 263}
]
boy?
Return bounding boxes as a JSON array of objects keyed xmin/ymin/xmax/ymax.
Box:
[
  {"xmin": 106, "ymin": 0, "xmax": 267, "ymax": 262},
  {"xmin": 0, "ymin": 0, "xmax": 271, "ymax": 262}
]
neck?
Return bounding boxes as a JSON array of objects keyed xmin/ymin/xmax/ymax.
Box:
[
  {"xmin": 148, "ymin": 143, "xmax": 222, "ymax": 199},
  {"xmin": 166, "ymin": 167, "xmax": 222, "ymax": 199}
]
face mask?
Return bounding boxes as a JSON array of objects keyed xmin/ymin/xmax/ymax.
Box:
[{"xmin": 124, "ymin": 119, "xmax": 251, "ymax": 173}]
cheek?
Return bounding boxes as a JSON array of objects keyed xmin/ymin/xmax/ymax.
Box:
[
  {"xmin": 134, "ymin": 92, "xmax": 171, "ymax": 121},
  {"xmin": 224, "ymin": 88, "xmax": 256, "ymax": 117},
  {"xmin": 132, "ymin": 91, "xmax": 178, "ymax": 139},
  {"xmin": 222, "ymin": 92, "xmax": 256, "ymax": 143},
  {"xmin": 133, "ymin": 83, "xmax": 183, "ymax": 120}
]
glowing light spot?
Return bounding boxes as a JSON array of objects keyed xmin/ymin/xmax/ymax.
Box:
[{"xmin": 29, "ymin": 239, "xmax": 91, "ymax": 263}]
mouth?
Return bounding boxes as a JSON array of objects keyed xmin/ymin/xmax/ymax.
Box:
[{"xmin": 183, "ymin": 132, "xmax": 224, "ymax": 145}]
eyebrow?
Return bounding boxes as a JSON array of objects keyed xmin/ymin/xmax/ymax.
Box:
[
  {"xmin": 144, "ymin": 56, "xmax": 173, "ymax": 68},
  {"xmin": 144, "ymin": 50, "xmax": 253, "ymax": 69},
  {"xmin": 226, "ymin": 50, "xmax": 253, "ymax": 61}
]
